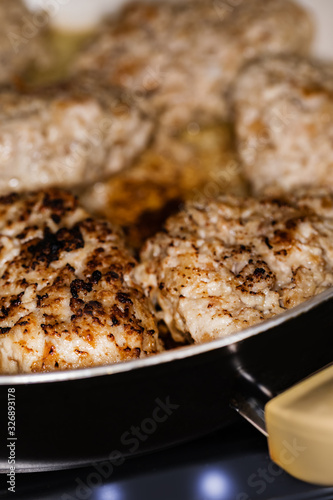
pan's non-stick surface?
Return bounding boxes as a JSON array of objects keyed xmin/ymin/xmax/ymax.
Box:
[{"xmin": 0, "ymin": 289, "xmax": 333, "ymax": 472}]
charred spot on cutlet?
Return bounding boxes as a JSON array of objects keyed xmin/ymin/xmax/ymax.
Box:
[
  {"xmin": 105, "ymin": 270, "xmax": 121, "ymax": 283},
  {"xmin": 0, "ymin": 327, "xmax": 11, "ymax": 334},
  {"xmin": 111, "ymin": 315, "xmax": 119, "ymax": 326},
  {"xmin": 264, "ymin": 237, "xmax": 273, "ymax": 249},
  {"xmin": 17, "ymin": 320, "xmax": 29, "ymax": 326},
  {"xmin": 70, "ymin": 297, "xmax": 84, "ymax": 320},
  {"xmin": 83, "ymin": 301, "xmax": 104, "ymax": 317},
  {"xmin": 0, "ymin": 193, "xmax": 19, "ymax": 206},
  {"xmin": 110, "ymin": 270, "xmax": 120, "ymax": 280},
  {"xmin": 37, "ymin": 293, "xmax": 49, "ymax": 307},
  {"xmin": 28, "ymin": 225, "xmax": 84, "ymax": 265},
  {"xmin": 56, "ymin": 226, "xmax": 84, "ymax": 252},
  {"xmin": 70, "ymin": 279, "xmax": 93, "ymax": 299},
  {"xmin": 253, "ymin": 267, "xmax": 266, "ymax": 277},
  {"xmin": 42, "ymin": 191, "xmax": 77, "ymax": 214},
  {"xmin": 116, "ymin": 292, "xmax": 133, "ymax": 305},
  {"xmin": 90, "ymin": 270, "xmax": 102, "ymax": 284},
  {"xmin": 11, "ymin": 292, "xmax": 24, "ymax": 308},
  {"xmin": 51, "ymin": 214, "xmax": 61, "ymax": 224},
  {"xmin": 1, "ymin": 306, "xmax": 9, "ymax": 318},
  {"xmin": 110, "ymin": 305, "xmax": 129, "ymax": 323}
]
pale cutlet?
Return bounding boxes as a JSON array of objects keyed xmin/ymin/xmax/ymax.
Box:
[
  {"xmin": 134, "ymin": 189, "xmax": 333, "ymax": 344},
  {"xmin": 0, "ymin": 190, "xmax": 161, "ymax": 374},
  {"xmin": 73, "ymin": 0, "xmax": 313, "ymax": 135},
  {"xmin": 232, "ymin": 55, "xmax": 333, "ymax": 194},
  {"xmin": 0, "ymin": 78, "xmax": 152, "ymax": 195}
]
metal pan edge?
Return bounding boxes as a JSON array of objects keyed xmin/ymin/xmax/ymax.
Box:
[{"xmin": 1, "ymin": 287, "xmax": 333, "ymax": 385}]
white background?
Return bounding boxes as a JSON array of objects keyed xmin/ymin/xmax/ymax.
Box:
[{"xmin": 24, "ymin": 0, "xmax": 333, "ymax": 60}]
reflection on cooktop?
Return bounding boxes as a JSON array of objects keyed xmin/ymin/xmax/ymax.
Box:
[{"xmin": 2, "ymin": 421, "xmax": 333, "ymax": 500}]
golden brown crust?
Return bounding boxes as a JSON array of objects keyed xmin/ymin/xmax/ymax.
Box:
[{"xmin": 0, "ymin": 190, "xmax": 160, "ymax": 374}]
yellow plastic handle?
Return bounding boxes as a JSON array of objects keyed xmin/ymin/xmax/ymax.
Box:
[{"xmin": 265, "ymin": 364, "xmax": 333, "ymax": 486}]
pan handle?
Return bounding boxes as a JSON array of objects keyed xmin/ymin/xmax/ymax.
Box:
[{"xmin": 265, "ymin": 364, "xmax": 333, "ymax": 486}]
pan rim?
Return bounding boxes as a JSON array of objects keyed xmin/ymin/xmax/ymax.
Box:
[{"xmin": 1, "ymin": 287, "xmax": 333, "ymax": 385}]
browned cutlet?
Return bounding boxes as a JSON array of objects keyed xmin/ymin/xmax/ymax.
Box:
[
  {"xmin": 134, "ymin": 189, "xmax": 333, "ymax": 344},
  {"xmin": 0, "ymin": 189, "xmax": 161, "ymax": 374}
]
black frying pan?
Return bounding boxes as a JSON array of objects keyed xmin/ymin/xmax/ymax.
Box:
[{"xmin": 0, "ymin": 288, "xmax": 333, "ymax": 475}]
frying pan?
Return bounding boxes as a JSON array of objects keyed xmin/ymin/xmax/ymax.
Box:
[
  {"xmin": 3, "ymin": 0, "xmax": 333, "ymax": 486},
  {"xmin": 1, "ymin": 287, "xmax": 332, "ymax": 484}
]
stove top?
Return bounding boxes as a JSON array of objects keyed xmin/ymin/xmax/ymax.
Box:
[{"xmin": 2, "ymin": 420, "xmax": 333, "ymax": 500}]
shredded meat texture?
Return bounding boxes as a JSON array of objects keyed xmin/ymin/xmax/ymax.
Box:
[
  {"xmin": 233, "ymin": 55, "xmax": 333, "ymax": 194},
  {"xmin": 0, "ymin": 79, "xmax": 152, "ymax": 195},
  {"xmin": 0, "ymin": 190, "xmax": 160, "ymax": 374},
  {"xmin": 134, "ymin": 190, "xmax": 333, "ymax": 344},
  {"xmin": 0, "ymin": 0, "xmax": 49, "ymax": 84},
  {"xmin": 72, "ymin": 0, "xmax": 313, "ymax": 135}
]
